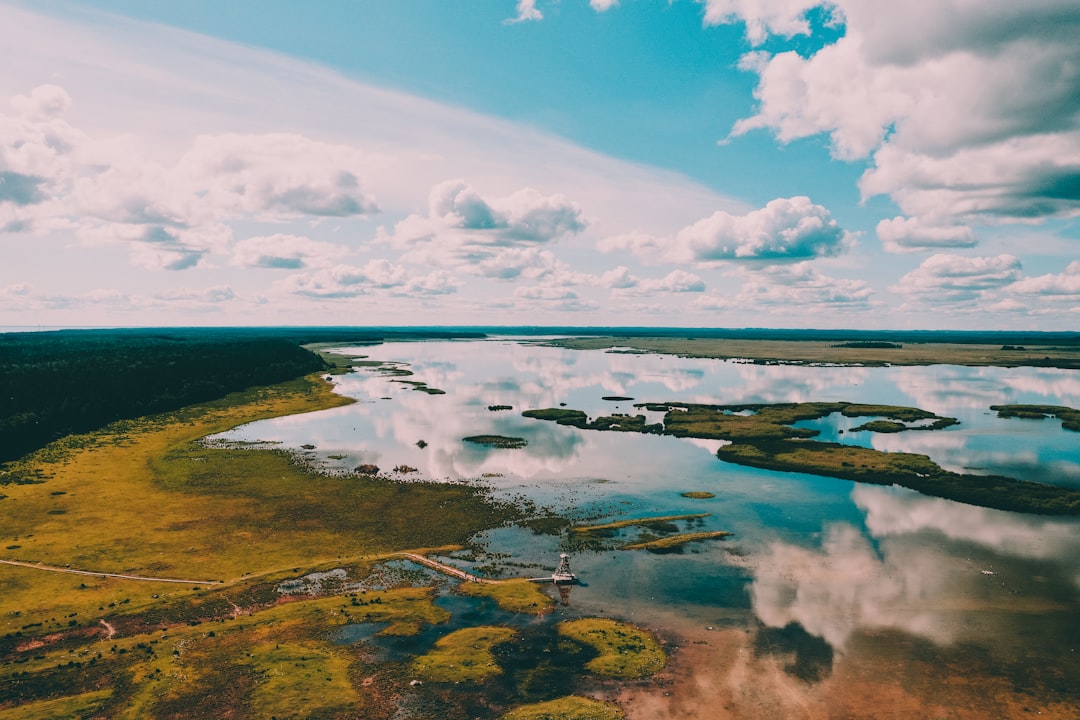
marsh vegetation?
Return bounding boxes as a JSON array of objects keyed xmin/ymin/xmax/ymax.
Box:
[{"xmin": 523, "ymin": 401, "xmax": 1080, "ymax": 515}]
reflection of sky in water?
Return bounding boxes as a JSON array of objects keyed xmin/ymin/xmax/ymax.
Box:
[{"xmin": 214, "ymin": 339, "xmax": 1080, "ymax": 675}]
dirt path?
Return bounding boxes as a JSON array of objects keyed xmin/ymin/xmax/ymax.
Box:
[
  {"xmin": 98, "ymin": 618, "xmax": 116, "ymax": 639},
  {"xmin": 0, "ymin": 558, "xmax": 218, "ymax": 585}
]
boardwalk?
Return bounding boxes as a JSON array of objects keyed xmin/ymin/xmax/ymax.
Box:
[{"xmin": 391, "ymin": 552, "xmax": 502, "ymax": 584}]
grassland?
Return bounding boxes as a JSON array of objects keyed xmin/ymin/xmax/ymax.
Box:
[
  {"xmin": 0, "ymin": 372, "xmax": 550, "ymax": 718},
  {"xmin": 0, "ymin": 366, "xmax": 674, "ymax": 718},
  {"xmin": 412, "ymin": 626, "xmax": 519, "ymax": 683},
  {"xmin": 556, "ymin": 619, "xmax": 666, "ymax": 678},
  {"xmin": 546, "ymin": 336, "xmax": 1080, "ymax": 369},
  {"xmin": 500, "ymin": 695, "xmax": 625, "ymax": 720},
  {"xmin": 457, "ymin": 581, "xmax": 556, "ymax": 615}
]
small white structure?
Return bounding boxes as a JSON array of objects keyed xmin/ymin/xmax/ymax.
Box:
[{"xmin": 551, "ymin": 553, "xmax": 577, "ymax": 584}]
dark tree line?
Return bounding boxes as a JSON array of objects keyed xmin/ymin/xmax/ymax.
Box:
[{"xmin": 0, "ymin": 330, "xmax": 330, "ymax": 464}]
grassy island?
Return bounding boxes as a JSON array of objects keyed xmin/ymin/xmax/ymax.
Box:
[
  {"xmin": 571, "ymin": 514, "xmax": 711, "ymax": 533},
  {"xmin": 458, "ymin": 580, "xmax": 556, "ymax": 614},
  {"xmin": 990, "ymin": 404, "xmax": 1080, "ymax": 432},
  {"xmin": 463, "ymin": 435, "xmax": 529, "ymax": 449},
  {"xmin": 411, "ymin": 626, "xmax": 518, "ymax": 682},
  {"xmin": 621, "ymin": 531, "xmax": 732, "ymax": 552},
  {"xmin": 523, "ymin": 402, "xmax": 1080, "ymax": 515},
  {"xmin": 557, "ymin": 619, "xmax": 666, "ymax": 678},
  {"xmin": 501, "ymin": 695, "xmax": 625, "ymax": 720}
]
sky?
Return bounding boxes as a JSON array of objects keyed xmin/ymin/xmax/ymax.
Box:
[{"xmin": 1, "ymin": 0, "xmax": 1078, "ymax": 330}]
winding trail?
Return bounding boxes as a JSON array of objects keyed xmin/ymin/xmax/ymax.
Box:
[{"xmin": 0, "ymin": 559, "xmax": 218, "ymax": 585}]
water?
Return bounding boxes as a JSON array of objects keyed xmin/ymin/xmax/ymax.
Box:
[{"xmin": 213, "ymin": 338, "xmax": 1080, "ymax": 711}]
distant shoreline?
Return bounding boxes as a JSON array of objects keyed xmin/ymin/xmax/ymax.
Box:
[{"xmin": 542, "ymin": 336, "xmax": 1080, "ymax": 370}]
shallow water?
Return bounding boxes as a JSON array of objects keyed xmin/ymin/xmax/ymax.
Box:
[{"xmin": 215, "ymin": 338, "xmax": 1080, "ymax": 714}]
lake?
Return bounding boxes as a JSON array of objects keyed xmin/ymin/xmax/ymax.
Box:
[{"xmin": 214, "ymin": 338, "xmax": 1080, "ymax": 716}]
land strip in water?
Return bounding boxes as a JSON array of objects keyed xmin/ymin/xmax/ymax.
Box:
[
  {"xmin": 523, "ymin": 401, "xmax": 1080, "ymax": 515},
  {"xmin": 544, "ymin": 336, "xmax": 1080, "ymax": 369}
]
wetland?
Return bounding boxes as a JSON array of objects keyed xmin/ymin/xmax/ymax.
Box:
[{"xmin": 3, "ymin": 332, "xmax": 1080, "ymax": 718}]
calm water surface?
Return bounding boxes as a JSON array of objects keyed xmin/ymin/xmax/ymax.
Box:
[{"xmin": 215, "ymin": 339, "xmax": 1080, "ymax": 709}]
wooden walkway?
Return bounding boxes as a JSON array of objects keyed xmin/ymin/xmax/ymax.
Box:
[{"xmin": 391, "ymin": 552, "xmax": 502, "ymax": 584}]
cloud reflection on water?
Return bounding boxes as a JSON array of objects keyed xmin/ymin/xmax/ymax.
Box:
[{"xmin": 749, "ymin": 484, "xmax": 1080, "ymax": 657}]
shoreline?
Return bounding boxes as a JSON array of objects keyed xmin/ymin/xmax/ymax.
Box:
[{"xmin": 544, "ymin": 337, "xmax": 1080, "ymax": 369}]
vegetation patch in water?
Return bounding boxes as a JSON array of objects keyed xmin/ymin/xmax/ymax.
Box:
[
  {"xmin": 571, "ymin": 514, "xmax": 710, "ymax": 533},
  {"xmin": 522, "ymin": 408, "xmax": 661, "ymax": 434},
  {"xmin": 621, "ymin": 530, "xmax": 732, "ymax": 552},
  {"xmin": 488, "ymin": 404, "xmax": 514, "ymax": 411},
  {"xmin": 411, "ymin": 626, "xmax": 518, "ymax": 682},
  {"xmin": 500, "ymin": 695, "xmax": 626, "ymax": 720},
  {"xmin": 526, "ymin": 400, "xmax": 1080, "ymax": 515},
  {"xmin": 556, "ymin": 619, "xmax": 666, "ymax": 678},
  {"xmin": 457, "ymin": 581, "xmax": 555, "ymax": 615},
  {"xmin": 464, "ymin": 435, "xmax": 529, "ymax": 449},
  {"xmin": 680, "ymin": 491, "xmax": 716, "ymax": 499},
  {"xmin": 991, "ymin": 404, "xmax": 1080, "ymax": 432}
]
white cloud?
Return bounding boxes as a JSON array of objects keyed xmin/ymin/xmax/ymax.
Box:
[
  {"xmin": 723, "ymin": 0, "xmax": 1080, "ymax": 235},
  {"xmin": 607, "ymin": 196, "xmax": 852, "ymax": 265},
  {"xmin": 876, "ymin": 216, "xmax": 977, "ymax": 253},
  {"xmin": 2, "ymin": 85, "xmax": 381, "ymax": 270},
  {"xmin": 506, "ymin": 0, "xmax": 543, "ymax": 24},
  {"xmin": 231, "ymin": 233, "xmax": 348, "ymax": 270},
  {"xmin": 383, "ymin": 179, "xmax": 586, "ymax": 279},
  {"xmin": 0, "ymin": 84, "xmax": 84, "ymax": 232},
  {"xmin": 699, "ymin": 0, "xmax": 833, "ymax": 46},
  {"xmin": 590, "ymin": 0, "xmax": 619, "ymax": 11},
  {"xmin": 1008, "ymin": 261, "xmax": 1080, "ymax": 297},
  {"xmin": 893, "ymin": 253, "xmax": 1022, "ymax": 307},
  {"xmin": 280, "ymin": 261, "xmax": 460, "ymax": 299},
  {"xmin": 738, "ymin": 262, "xmax": 873, "ymax": 311},
  {"xmin": 689, "ymin": 293, "xmax": 734, "ymax": 311},
  {"xmin": 599, "ymin": 266, "xmax": 705, "ymax": 295}
]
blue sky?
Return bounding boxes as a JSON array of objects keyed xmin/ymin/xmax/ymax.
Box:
[{"xmin": 1, "ymin": 0, "xmax": 1078, "ymax": 328}]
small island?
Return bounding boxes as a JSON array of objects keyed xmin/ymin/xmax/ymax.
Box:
[
  {"xmin": 523, "ymin": 401, "xmax": 1080, "ymax": 515},
  {"xmin": 990, "ymin": 404, "xmax": 1080, "ymax": 432},
  {"xmin": 463, "ymin": 435, "xmax": 529, "ymax": 449}
]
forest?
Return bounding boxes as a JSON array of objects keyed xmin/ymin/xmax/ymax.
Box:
[{"xmin": 0, "ymin": 327, "xmax": 482, "ymax": 465}]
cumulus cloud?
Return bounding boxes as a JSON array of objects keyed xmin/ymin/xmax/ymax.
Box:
[
  {"xmin": 0, "ymin": 85, "xmax": 84, "ymax": 231},
  {"xmin": 281, "ymin": 261, "xmax": 461, "ymax": 299},
  {"xmin": 1, "ymin": 86, "xmax": 380, "ymax": 269},
  {"xmin": 383, "ymin": 179, "xmax": 586, "ymax": 279},
  {"xmin": 876, "ymin": 216, "xmax": 977, "ymax": 253},
  {"xmin": 590, "ymin": 0, "xmax": 619, "ymax": 11},
  {"xmin": 892, "ymin": 253, "xmax": 1022, "ymax": 308},
  {"xmin": 513, "ymin": 283, "xmax": 597, "ymax": 312},
  {"xmin": 699, "ymin": 0, "xmax": 833, "ymax": 46},
  {"xmin": 605, "ymin": 196, "xmax": 852, "ymax": 265},
  {"xmin": 231, "ymin": 233, "xmax": 348, "ymax": 270},
  {"xmin": 506, "ymin": 0, "xmax": 543, "ymax": 24},
  {"xmin": 1008, "ymin": 261, "xmax": 1080, "ymax": 297},
  {"xmin": 739, "ymin": 262, "xmax": 873, "ymax": 311},
  {"xmin": 721, "ymin": 0, "xmax": 1080, "ymax": 236}
]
